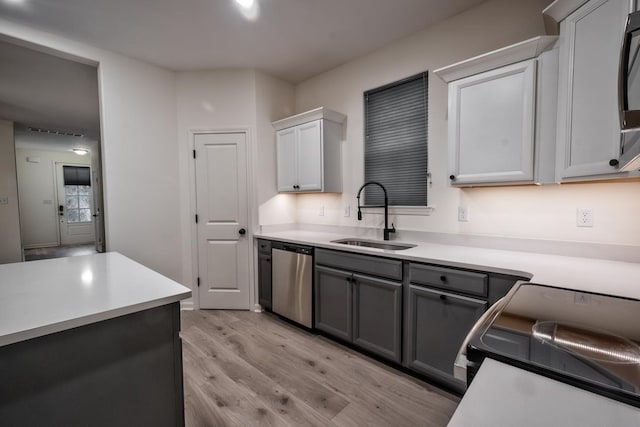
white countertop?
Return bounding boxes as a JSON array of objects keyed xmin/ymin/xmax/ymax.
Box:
[
  {"xmin": 255, "ymin": 230, "xmax": 640, "ymax": 299},
  {"xmin": 448, "ymin": 358, "xmax": 640, "ymax": 427},
  {"xmin": 0, "ymin": 252, "xmax": 191, "ymax": 347}
]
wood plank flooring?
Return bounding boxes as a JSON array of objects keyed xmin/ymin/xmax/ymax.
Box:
[
  {"xmin": 181, "ymin": 310, "xmax": 459, "ymax": 427},
  {"xmin": 23, "ymin": 244, "xmax": 97, "ymax": 261}
]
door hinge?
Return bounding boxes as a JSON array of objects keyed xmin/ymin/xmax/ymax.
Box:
[
  {"xmin": 193, "ymin": 149, "xmax": 196, "ymax": 159},
  {"xmin": 195, "ymin": 214, "xmax": 199, "ymax": 224},
  {"xmin": 197, "ymin": 277, "xmax": 200, "ymax": 287}
]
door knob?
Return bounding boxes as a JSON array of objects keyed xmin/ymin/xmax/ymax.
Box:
[{"xmin": 238, "ymin": 228, "xmax": 246, "ymax": 235}]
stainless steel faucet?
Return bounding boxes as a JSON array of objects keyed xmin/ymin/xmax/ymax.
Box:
[{"xmin": 356, "ymin": 181, "xmax": 395, "ymax": 241}]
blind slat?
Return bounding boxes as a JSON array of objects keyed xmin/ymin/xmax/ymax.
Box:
[
  {"xmin": 63, "ymin": 166, "xmax": 91, "ymax": 186},
  {"xmin": 364, "ymin": 72, "xmax": 428, "ymax": 206}
]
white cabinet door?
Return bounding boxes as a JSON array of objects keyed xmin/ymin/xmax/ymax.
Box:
[
  {"xmin": 556, "ymin": 0, "xmax": 630, "ymax": 180},
  {"xmin": 276, "ymin": 127, "xmax": 297, "ymax": 192},
  {"xmin": 449, "ymin": 60, "xmax": 536, "ymax": 185},
  {"xmin": 296, "ymin": 120, "xmax": 323, "ymax": 191}
]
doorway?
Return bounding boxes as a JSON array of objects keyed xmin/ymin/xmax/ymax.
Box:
[{"xmin": 0, "ymin": 38, "xmax": 105, "ymax": 262}]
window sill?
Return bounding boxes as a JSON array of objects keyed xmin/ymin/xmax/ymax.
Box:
[{"xmin": 360, "ymin": 206, "xmax": 435, "ymax": 216}]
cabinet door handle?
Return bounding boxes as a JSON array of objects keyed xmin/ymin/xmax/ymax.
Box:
[
  {"xmin": 449, "ymin": 175, "xmax": 456, "ymax": 181},
  {"xmin": 609, "ymin": 159, "xmax": 619, "ymax": 167}
]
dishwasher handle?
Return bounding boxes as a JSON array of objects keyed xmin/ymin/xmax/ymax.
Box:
[{"xmin": 273, "ymin": 242, "xmax": 313, "ymax": 256}]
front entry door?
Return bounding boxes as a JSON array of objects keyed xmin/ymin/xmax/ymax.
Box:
[
  {"xmin": 56, "ymin": 163, "xmax": 95, "ymax": 246},
  {"xmin": 195, "ymin": 132, "xmax": 250, "ymax": 309}
]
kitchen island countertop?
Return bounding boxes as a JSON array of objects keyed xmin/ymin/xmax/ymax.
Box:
[
  {"xmin": 0, "ymin": 252, "xmax": 191, "ymax": 347},
  {"xmin": 255, "ymin": 229, "xmax": 640, "ymax": 299}
]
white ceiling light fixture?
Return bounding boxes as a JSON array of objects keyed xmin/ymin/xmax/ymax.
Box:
[
  {"xmin": 72, "ymin": 148, "xmax": 89, "ymax": 156},
  {"xmin": 234, "ymin": 0, "xmax": 254, "ymax": 8},
  {"xmin": 233, "ymin": 0, "xmax": 259, "ymax": 21}
]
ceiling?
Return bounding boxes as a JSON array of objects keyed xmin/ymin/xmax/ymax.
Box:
[
  {"xmin": 0, "ymin": 0, "xmax": 487, "ymax": 148},
  {"xmin": 0, "ymin": 0, "xmax": 487, "ymax": 83}
]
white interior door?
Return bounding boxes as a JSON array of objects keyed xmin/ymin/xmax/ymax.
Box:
[
  {"xmin": 56, "ymin": 163, "xmax": 95, "ymax": 246},
  {"xmin": 195, "ymin": 132, "xmax": 250, "ymax": 310}
]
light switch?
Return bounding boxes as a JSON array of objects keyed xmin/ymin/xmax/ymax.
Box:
[{"xmin": 0, "ymin": 196, "xmax": 8, "ymax": 205}]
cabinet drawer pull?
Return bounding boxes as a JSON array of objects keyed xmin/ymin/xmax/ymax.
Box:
[
  {"xmin": 440, "ymin": 294, "xmax": 447, "ymax": 301},
  {"xmin": 440, "ymin": 275, "xmax": 447, "ymax": 282}
]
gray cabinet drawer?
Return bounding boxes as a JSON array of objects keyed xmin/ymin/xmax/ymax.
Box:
[
  {"xmin": 409, "ymin": 263, "xmax": 487, "ymax": 297},
  {"xmin": 257, "ymin": 239, "xmax": 271, "ymax": 255},
  {"xmin": 316, "ymin": 249, "xmax": 403, "ymax": 281}
]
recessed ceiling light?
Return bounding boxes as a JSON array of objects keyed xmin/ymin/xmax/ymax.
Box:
[
  {"xmin": 234, "ymin": 0, "xmax": 254, "ymax": 9},
  {"xmin": 72, "ymin": 148, "xmax": 89, "ymax": 156}
]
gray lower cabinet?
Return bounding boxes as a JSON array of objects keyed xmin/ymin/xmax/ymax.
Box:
[
  {"xmin": 405, "ymin": 285, "xmax": 487, "ymax": 387},
  {"xmin": 0, "ymin": 303, "xmax": 184, "ymax": 426},
  {"xmin": 315, "ymin": 251, "xmax": 402, "ymax": 363},
  {"xmin": 353, "ymin": 273, "xmax": 402, "ymax": 363},
  {"xmin": 312, "ymin": 248, "xmax": 522, "ymax": 390},
  {"xmin": 315, "ymin": 265, "xmax": 353, "ymax": 342},
  {"xmin": 257, "ymin": 239, "xmax": 272, "ymax": 310}
]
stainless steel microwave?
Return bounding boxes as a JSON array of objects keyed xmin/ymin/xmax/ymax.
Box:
[{"xmin": 619, "ymin": 10, "xmax": 640, "ymax": 170}]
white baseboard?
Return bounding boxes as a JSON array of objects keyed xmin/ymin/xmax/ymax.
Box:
[{"xmin": 180, "ymin": 300, "xmax": 195, "ymax": 311}]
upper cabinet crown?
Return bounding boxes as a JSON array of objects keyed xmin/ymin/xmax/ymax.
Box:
[
  {"xmin": 549, "ymin": 0, "xmax": 636, "ymax": 181},
  {"xmin": 272, "ymin": 107, "xmax": 346, "ymax": 193},
  {"xmin": 435, "ymin": 36, "xmax": 559, "ymax": 186}
]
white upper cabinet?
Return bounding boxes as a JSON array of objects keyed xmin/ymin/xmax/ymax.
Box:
[
  {"xmin": 552, "ymin": 0, "xmax": 632, "ymax": 180},
  {"xmin": 273, "ymin": 107, "xmax": 345, "ymax": 193},
  {"xmin": 435, "ymin": 37, "xmax": 559, "ymax": 186}
]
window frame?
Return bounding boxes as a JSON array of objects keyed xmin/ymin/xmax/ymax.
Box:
[{"xmin": 363, "ymin": 71, "xmax": 431, "ymax": 211}]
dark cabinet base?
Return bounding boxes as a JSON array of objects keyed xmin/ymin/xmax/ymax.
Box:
[
  {"xmin": 0, "ymin": 303, "xmax": 185, "ymax": 427},
  {"xmin": 404, "ymin": 285, "xmax": 486, "ymax": 392}
]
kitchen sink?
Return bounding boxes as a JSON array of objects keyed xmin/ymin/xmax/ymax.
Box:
[{"xmin": 331, "ymin": 238, "xmax": 416, "ymax": 251}]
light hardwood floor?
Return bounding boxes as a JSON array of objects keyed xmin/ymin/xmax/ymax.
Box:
[
  {"xmin": 180, "ymin": 310, "xmax": 459, "ymax": 427},
  {"xmin": 23, "ymin": 244, "xmax": 97, "ymax": 261}
]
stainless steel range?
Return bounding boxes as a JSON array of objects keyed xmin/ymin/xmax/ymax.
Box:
[{"xmin": 460, "ymin": 282, "xmax": 640, "ymax": 408}]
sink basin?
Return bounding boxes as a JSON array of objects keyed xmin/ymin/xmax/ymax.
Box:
[{"xmin": 331, "ymin": 238, "xmax": 416, "ymax": 251}]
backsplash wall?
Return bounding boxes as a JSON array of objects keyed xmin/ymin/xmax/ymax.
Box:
[{"xmin": 293, "ymin": 0, "xmax": 640, "ymax": 247}]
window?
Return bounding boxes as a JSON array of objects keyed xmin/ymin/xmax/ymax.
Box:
[
  {"xmin": 63, "ymin": 166, "xmax": 92, "ymax": 223},
  {"xmin": 364, "ymin": 72, "xmax": 428, "ymax": 206}
]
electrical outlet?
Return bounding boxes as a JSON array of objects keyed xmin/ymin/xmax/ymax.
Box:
[
  {"xmin": 343, "ymin": 205, "xmax": 350, "ymax": 217},
  {"xmin": 576, "ymin": 208, "xmax": 594, "ymax": 227},
  {"xmin": 319, "ymin": 205, "xmax": 325, "ymax": 217},
  {"xmin": 0, "ymin": 196, "xmax": 8, "ymax": 205},
  {"xmin": 458, "ymin": 206, "xmax": 469, "ymax": 222}
]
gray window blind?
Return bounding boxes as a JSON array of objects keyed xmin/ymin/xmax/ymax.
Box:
[
  {"xmin": 364, "ymin": 72, "xmax": 428, "ymax": 206},
  {"xmin": 63, "ymin": 166, "xmax": 91, "ymax": 186}
]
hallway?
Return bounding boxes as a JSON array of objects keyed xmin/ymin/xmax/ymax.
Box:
[{"xmin": 24, "ymin": 244, "xmax": 97, "ymax": 261}]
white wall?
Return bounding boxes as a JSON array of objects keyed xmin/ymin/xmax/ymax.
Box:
[
  {"xmin": 175, "ymin": 69, "xmax": 258, "ymax": 290},
  {"xmin": 15, "ymin": 148, "xmax": 91, "ymax": 248},
  {"xmin": 254, "ymin": 71, "xmax": 297, "ymax": 228},
  {"xmin": 0, "ymin": 19, "xmax": 182, "ymax": 281},
  {"xmin": 294, "ymin": 0, "xmax": 640, "ymax": 246},
  {"xmin": 0, "ymin": 119, "xmax": 22, "ymax": 263}
]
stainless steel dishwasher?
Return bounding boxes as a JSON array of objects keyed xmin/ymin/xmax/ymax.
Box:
[{"xmin": 271, "ymin": 242, "xmax": 313, "ymax": 328}]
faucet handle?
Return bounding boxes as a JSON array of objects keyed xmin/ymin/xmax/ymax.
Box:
[{"xmin": 390, "ymin": 223, "xmax": 396, "ymax": 232}]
